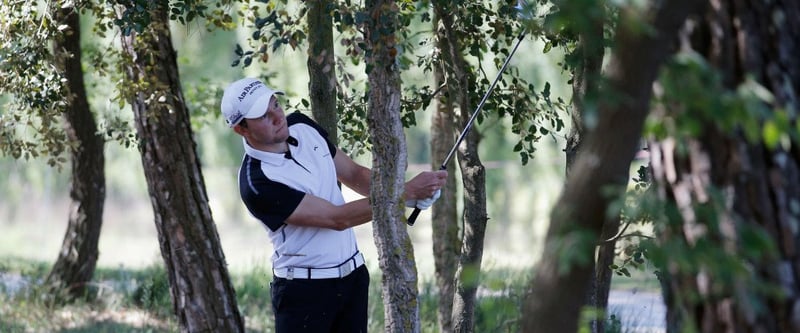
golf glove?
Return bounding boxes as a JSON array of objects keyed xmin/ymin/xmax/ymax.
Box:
[
  {"xmin": 405, "ymin": 199, "xmax": 417, "ymax": 208},
  {"xmin": 415, "ymin": 189, "xmax": 441, "ymax": 210}
]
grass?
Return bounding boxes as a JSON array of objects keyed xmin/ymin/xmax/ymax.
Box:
[
  {"xmin": 0, "ymin": 257, "xmax": 530, "ymax": 332},
  {"xmin": 0, "ymin": 257, "xmax": 177, "ymax": 333},
  {"xmin": 1, "ymin": 257, "xmax": 661, "ymax": 332}
]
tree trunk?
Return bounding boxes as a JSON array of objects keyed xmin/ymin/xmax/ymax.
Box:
[
  {"xmin": 430, "ymin": 8, "xmax": 463, "ymax": 333},
  {"xmin": 521, "ymin": 1, "xmax": 699, "ymax": 332},
  {"xmin": 431, "ymin": 3, "xmax": 493, "ymax": 331},
  {"xmin": 652, "ymin": 0, "xmax": 800, "ymax": 331},
  {"xmin": 306, "ymin": 0, "xmax": 338, "ymax": 141},
  {"xmin": 590, "ymin": 222, "xmax": 618, "ymax": 332},
  {"xmin": 432, "ymin": 3, "xmax": 488, "ymax": 332},
  {"xmin": 562, "ymin": 3, "xmax": 615, "ymax": 333},
  {"xmin": 44, "ymin": 2, "xmax": 106, "ymax": 304},
  {"xmin": 118, "ymin": 5, "xmax": 243, "ymax": 332},
  {"xmin": 451, "ymin": 128, "xmax": 488, "ymax": 333},
  {"xmin": 364, "ymin": 1, "xmax": 420, "ymax": 332}
]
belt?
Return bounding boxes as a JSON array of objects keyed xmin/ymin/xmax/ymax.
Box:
[{"xmin": 273, "ymin": 252, "xmax": 365, "ymax": 280}]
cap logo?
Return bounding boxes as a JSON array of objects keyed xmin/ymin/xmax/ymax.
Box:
[
  {"xmin": 227, "ymin": 111, "xmax": 243, "ymax": 125},
  {"xmin": 237, "ymin": 81, "xmax": 262, "ymax": 102}
]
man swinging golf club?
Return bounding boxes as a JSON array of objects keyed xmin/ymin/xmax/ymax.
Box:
[{"xmin": 221, "ymin": 77, "xmax": 446, "ymax": 332}]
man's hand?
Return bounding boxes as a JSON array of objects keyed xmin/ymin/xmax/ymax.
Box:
[
  {"xmin": 405, "ymin": 170, "xmax": 448, "ymax": 200},
  {"xmin": 415, "ymin": 189, "xmax": 441, "ymax": 210}
]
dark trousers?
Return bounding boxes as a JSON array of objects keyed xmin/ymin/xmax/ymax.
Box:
[{"xmin": 271, "ymin": 265, "xmax": 369, "ymax": 333}]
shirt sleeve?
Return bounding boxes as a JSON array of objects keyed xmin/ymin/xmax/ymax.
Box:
[{"xmin": 238, "ymin": 155, "xmax": 305, "ymax": 231}]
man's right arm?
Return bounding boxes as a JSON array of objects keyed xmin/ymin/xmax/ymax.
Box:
[
  {"xmin": 283, "ymin": 147, "xmax": 447, "ymax": 230},
  {"xmin": 284, "ymin": 194, "xmax": 372, "ymax": 231}
]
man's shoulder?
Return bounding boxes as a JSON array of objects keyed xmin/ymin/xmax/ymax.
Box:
[
  {"xmin": 287, "ymin": 111, "xmax": 315, "ymax": 126},
  {"xmin": 287, "ymin": 112, "xmax": 328, "ymax": 139}
]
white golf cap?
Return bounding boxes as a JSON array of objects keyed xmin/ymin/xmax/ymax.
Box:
[{"xmin": 220, "ymin": 78, "xmax": 283, "ymax": 127}]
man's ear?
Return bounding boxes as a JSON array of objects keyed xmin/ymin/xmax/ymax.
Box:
[{"xmin": 232, "ymin": 124, "xmax": 248, "ymax": 136}]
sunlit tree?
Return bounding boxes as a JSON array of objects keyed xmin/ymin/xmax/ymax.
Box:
[{"xmin": 116, "ymin": 2, "xmax": 243, "ymax": 331}]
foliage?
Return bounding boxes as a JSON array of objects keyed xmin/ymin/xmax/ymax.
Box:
[
  {"xmin": 617, "ymin": 50, "xmax": 797, "ymax": 327},
  {"xmin": 472, "ymin": 269, "xmax": 529, "ymax": 332},
  {"xmin": 227, "ymin": 0, "xmax": 418, "ymax": 155},
  {"xmin": 607, "ymin": 165, "xmax": 657, "ymax": 278},
  {"xmin": 229, "ymin": 264, "xmax": 273, "ymax": 329},
  {"xmin": 604, "ymin": 314, "xmax": 623, "ymax": 333},
  {"xmin": 0, "ymin": 1, "xmax": 69, "ymax": 166},
  {"xmin": 105, "ymin": 0, "xmax": 236, "ymax": 36},
  {"xmin": 224, "ymin": 0, "xmax": 569, "ymax": 162},
  {"xmin": 643, "ymin": 188, "xmax": 784, "ymax": 312},
  {"xmin": 419, "ymin": 0, "xmax": 569, "ymax": 165},
  {"xmin": 128, "ymin": 265, "xmax": 173, "ymax": 318},
  {"xmin": 650, "ymin": 52, "xmax": 798, "ymax": 151},
  {"xmin": 0, "ymin": 0, "xmax": 166, "ymax": 165},
  {"xmin": 0, "ymin": 258, "xmax": 177, "ymax": 332}
]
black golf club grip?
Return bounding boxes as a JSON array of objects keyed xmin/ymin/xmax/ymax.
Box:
[{"xmin": 407, "ymin": 207, "xmax": 422, "ymax": 225}]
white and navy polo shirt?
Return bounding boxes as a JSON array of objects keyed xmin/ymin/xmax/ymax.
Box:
[{"xmin": 238, "ymin": 112, "xmax": 359, "ymax": 271}]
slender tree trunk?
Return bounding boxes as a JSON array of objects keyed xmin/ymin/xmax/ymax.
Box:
[
  {"xmin": 430, "ymin": 58, "xmax": 461, "ymax": 333},
  {"xmin": 306, "ymin": 0, "xmax": 338, "ymax": 141},
  {"xmin": 652, "ymin": 0, "xmax": 800, "ymax": 331},
  {"xmin": 430, "ymin": 9, "xmax": 462, "ymax": 333},
  {"xmin": 565, "ymin": 0, "xmax": 605, "ymax": 170},
  {"xmin": 431, "ymin": 3, "xmax": 488, "ymax": 332},
  {"xmin": 521, "ymin": 1, "xmax": 699, "ymax": 332},
  {"xmin": 451, "ymin": 129, "xmax": 487, "ymax": 333},
  {"xmin": 590, "ymin": 222, "xmax": 618, "ymax": 332},
  {"xmin": 118, "ymin": 5, "xmax": 243, "ymax": 332},
  {"xmin": 431, "ymin": 95, "xmax": 461, "ymax": 333},
  {"xmin": 364, "ymin": 1, "xmax": 420, "ymax": 332},
  {"xmin": 562, "ymin": 3, "xmax": 615, "ymax": 332},
  {"xmin": 44, "ymin": 2, "xmax": 106, "ymax": 304}
]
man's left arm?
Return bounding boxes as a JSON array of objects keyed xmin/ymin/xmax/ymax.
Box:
[{"xmin": 334, "ymin": 147, "xmax": 448, "ymax": 203}]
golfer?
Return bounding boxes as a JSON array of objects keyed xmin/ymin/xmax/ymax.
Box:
[{"xmin": 221, "ymin": 77, "xmax": 447, "ymax": 332}]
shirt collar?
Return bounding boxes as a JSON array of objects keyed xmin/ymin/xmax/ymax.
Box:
[{"xmin": 242, "ymin": 135, "xmax": 299, "ymax": 165}]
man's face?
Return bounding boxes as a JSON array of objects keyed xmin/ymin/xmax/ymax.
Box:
[{"xmin": 235, "ymin": 96, "xmax": 289, "ymax": 152}]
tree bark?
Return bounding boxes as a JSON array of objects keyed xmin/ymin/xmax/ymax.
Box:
[
  {"xmin": 432, "ymin": 3, "xmax": 488, "ymax": 332},
  {"xmin": 364, "ymin": 1, "xmax": 420, "ymax": 332},
  {"xmin": 590, "ymin": 222, "xmax": 618, "ymax": 332},
  {"xmin": 44, "ymin": 2, "xmax": 106, "ymax": 304},
  {"xmin": 430, "ymin": 8, "xmax": 462, "ymax": 333},
  {"xmin": 306, "ymin": 0, "xmax": 338, "ymax": 142},
  {"xmin": 119, "ymin": 5, "xmax": 243, "ymax": 332},
  {"xmin": 562, "ymin": 3, "xmax": 616, "ymax": 333},
  {"xmin": 451, "ymin": 128, "xmax": 487, "ymax": 333},
  {"xmin": 521, "ymin": 1, "xmax": 699, "ymax": 332},
  {"xmin": 652, "ymin": 0, "xmax": 800, "ymax": 331}
]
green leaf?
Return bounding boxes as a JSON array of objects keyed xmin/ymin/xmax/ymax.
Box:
[
  {"xmin": 762, "ymin": 120, "xmax": 781, "ymax": 149},
  {"xmin": 543, "ymin": 41, "xmax": 552, "ymax": 53}
]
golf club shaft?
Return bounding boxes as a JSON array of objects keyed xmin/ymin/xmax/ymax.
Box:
[{"xmin": 408, "ymin": 31, "xmax": 526, "ymax": 225}]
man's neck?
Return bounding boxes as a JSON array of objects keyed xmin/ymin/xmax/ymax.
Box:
[{"xmin": 247, "ymin": 140, "xmax": 289, "ymax": 154}]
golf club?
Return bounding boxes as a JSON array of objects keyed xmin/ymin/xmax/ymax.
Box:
[{"xmin": 408, "ymin": 28, "xmax": 527, "ymax": 225}]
